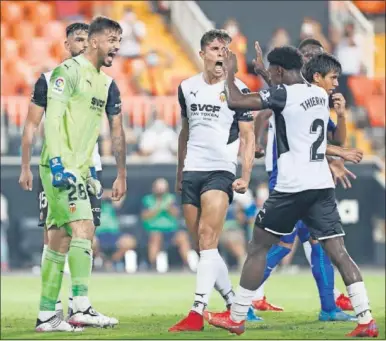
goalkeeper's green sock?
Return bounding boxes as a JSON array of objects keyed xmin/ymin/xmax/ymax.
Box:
[
  {"xmin": 68, "ymin": 238, "xmax": 92, "ymax": 312},
  {"xmin": 38, "ymin": 248, "xmax": 66, "ymax": 320}
]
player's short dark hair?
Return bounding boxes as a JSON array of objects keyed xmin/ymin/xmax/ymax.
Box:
[
  {"xmin": 88, "ymin": 16, "xmax": 122, "ymax": 37},
  {"xmin": 267, "ymin": 46, "xmax": 303, "ymax": 70},
  {"xmin": 200, "ymin": 29, "xmax": 232, "ymax": 50},
  {"xmin": 303, "ymin": 53, "xmax": 342, "ymax": 83},
  {"xmin": 298, "ymin": 38, "xmax": 323, "ymax": 50},
  {"xmin": 66, "ymin": 23, "xmax": 89, "ymax": 37}
]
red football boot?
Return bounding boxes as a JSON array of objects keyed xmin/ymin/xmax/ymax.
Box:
[
  {"xmin": 336, "ymin": 293, "xmax": 354, "ymax": 311},
  {"xmin": 168, "ymin": 311, "xmax": 204, "ymax": 332},
  {"xmin": 207, "ymin": 310, "xmax": 245, "ymax": 335},
  {"xmin": 346, "ymin": 320, "xmax": 379, "ymax": 337},
  {"xmin": 252, "ymin": 296, "xmax": 284, "ymax": 311},
  {"xmin": 203, "ymin": 306, "xmax": 230, "ymax": 322}
]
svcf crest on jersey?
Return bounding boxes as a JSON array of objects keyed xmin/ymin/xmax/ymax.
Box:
[
  {"xmin": 219, "ymin": 91, "xmax": 226, "ymax": 103},
  {"xmin": 69, "ymin": 203, "xmax": 77, "ymax": 213}
]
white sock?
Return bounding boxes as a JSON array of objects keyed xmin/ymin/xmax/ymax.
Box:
[
  {"xmin": 55, "ymin": 300, "xmax": 62, "ymax": 312},
  {"xmin": 303, "ymin": 241, "xmax": 312, "ymax": 267},
  {"xmin": 334, "ymin": 288, "xmax": 342, "ymax": 300},
  {"xmin": 347, "ymin": 282, "xmax": 372, "ymax": 324},
  {"xmin": 191, "ymin": 249, "xmax": 221, "ymax": 315},
  {"xmin": 38, "ymin": 311, "xmax": 56, "ymax": 321},
  {"xmin": 253, "ymin": 282, "xmax": 265, "ymax": 300},
  {"xmin": 230, "ymin": 285, "xmax": 255, "ymax": 322},
  {"xmin": 41, "ymin": 244, "xmax": 48, "ymax": 267},
  {"xmin": 73, "ymin": 296, "xmax": 91, "ymax": 313},
  {"xmin": 214, "ymin": 254, "xmax": 234, "ymax": 308}
]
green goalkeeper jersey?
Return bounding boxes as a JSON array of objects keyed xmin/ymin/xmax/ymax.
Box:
[{"xmin": 40, "ymin": 54, "xmax": 121, "ymax": 176}]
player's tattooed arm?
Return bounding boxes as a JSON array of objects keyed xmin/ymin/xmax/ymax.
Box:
[
  {"xmin": 326, "ymin": 145, "xmax": 363, "ymax": 164},
  {"xmin": 108, "ymin": 113, "xmax": 127, "ymax": 176}
]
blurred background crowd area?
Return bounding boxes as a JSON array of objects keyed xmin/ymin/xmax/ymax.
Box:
[{"xmin": 0, "ymin": 0, "xmax": 385, "ymax": 167}]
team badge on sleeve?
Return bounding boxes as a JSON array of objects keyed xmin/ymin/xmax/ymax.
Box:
[
  {"xmin": 219, "ymin": 91, "xmax": 226, "ymax": 102},
  {"xmin": 52, "ymin": 77, "xmax": 66, "ymax": 94}
]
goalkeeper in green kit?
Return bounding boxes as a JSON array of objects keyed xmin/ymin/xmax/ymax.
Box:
[{"xmin": 36, "ymin": 16, "xmax": 126, "ymax": 332}]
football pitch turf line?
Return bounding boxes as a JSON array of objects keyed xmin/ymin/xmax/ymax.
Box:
[{"xmin": 1, "ymin": 272, "xmax": 385, "ymax": 340}]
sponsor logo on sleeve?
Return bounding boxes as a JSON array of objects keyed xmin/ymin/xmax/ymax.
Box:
[{"xmin": 52, "ymin": 77, "xmax": 66, "ymax": 94}]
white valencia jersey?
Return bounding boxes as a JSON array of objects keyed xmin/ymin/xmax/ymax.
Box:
[
  {"xmin": 32, "ymin": 71, "xmax": 102, "ymax": 171},
  {"xmin": 178, "ymin": 73, "xmax": 253, "ymax": 175},
  {"xmin": 259, "ymin": 83, "xmax": 335, "ymax": 192}
]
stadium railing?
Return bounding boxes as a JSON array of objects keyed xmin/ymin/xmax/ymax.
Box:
[{"xmin": 170, "ymin": 1, "xmax": 214, "ymax": 69}]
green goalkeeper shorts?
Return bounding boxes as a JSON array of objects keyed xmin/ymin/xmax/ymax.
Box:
[{"xmin": 39, "ymin": 166, "xmax": 93, "ymax": 235}]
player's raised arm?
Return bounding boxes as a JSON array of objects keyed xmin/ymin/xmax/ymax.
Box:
[
  {"xmin": 176, "ymin": 84, "xmax": 189, "ymax": 194},
  {"xmin": 19, "ymin": 75, "xmax": 47, "ymax": 191},
  {"xmin": 252, "ymin": 41, "xmax": 273, "ymax": 87},
  {"xmin": 223, "ymin": 50, "xmax": 264, "ymax": 111},
  {"xmin": 106, "ymin": 80, "xmax": 127, "ymax": 201}
]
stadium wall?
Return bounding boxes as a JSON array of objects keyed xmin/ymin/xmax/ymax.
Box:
[{"xmin": 1, "ymin": 162, "xmax": 384, "ymax": 268}]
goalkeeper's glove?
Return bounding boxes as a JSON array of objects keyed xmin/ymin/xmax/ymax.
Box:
[
  {"xmin": 86, "ymin": 167, "xmax": 103, "ymax": 199},
  {"xmin": 49, "ymin": 157, "xmax": 76, "ymax": 188}
]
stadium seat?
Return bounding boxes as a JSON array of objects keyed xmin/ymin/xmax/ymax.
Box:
[
  {"xmin": 9, "ymin": 20, "xmax": 37, "ymax": 42},
  {"xmin": 364, "ymin": 95, "xmax": 385, "ymax": 127},
  {"xmin": 1, "ymin": 1, "xmax": 24, "ymax": 23},
  {"xmin": 38, "ymin": 20, "xmax": 66, "ymax": 41},
  {"xmin": 348, "ymin": 76, "xmax": 376, "ymax": 107},
  {"xmin": 2, "ymin": 39, "xmax": 20, "ymax": 60},
  {"xmin": 1, "ymin": 22, "xmax": 8, "ymax": 39},
  {"xmin": 354, "ymin": 1, "xmax": 386, "ymax": 14},
  {"xmin": 26, "ymin": 1, "xmax": 54, "ymax": 24}
]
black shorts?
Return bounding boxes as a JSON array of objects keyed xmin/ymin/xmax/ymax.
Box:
[
  {"xmin": 255, "ymin": 188, "xmax": 345, "ymax": 241},
  {"xmin": 38, "ymin": 170, "xmax": 102, "ymax": 227},
  {"xmin": 181, "ymin": 171, "xmax": 235, "ymax": 208}
]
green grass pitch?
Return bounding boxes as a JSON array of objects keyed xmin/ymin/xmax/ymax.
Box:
[{"xmin": 1, "ymin": 271, "xmax": 385, "ymax": 340}]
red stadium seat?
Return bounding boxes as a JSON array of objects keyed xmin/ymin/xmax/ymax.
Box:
[
  {"xmin": 2, "ymin": 39, "xmax": 20, "ymax": 60},
  {"xmin": 27, "ymin": 1, "xmax": 54, "ymax": 24},
  {"xmin": 1, "ymin": 2, "xmax": 25, "ymax": 23},
  {"xmin": 9, "ymin": 21, "xmax": 37, "ymax": 42},
  {"xmin": 348, "ymin": 76, "xmax": 375, "ymax": 107},
  {"xmin": 38, "ymin": 20, "xmax": 66, "ymax": 41},
  {"xmin": 364, "ymin": 95, "xmax": 385, "ymax": 127}
]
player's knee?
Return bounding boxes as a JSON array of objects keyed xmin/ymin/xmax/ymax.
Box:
[{"xmin": 198, "ymin": 223, "xmax": 219, "ymax": 250}]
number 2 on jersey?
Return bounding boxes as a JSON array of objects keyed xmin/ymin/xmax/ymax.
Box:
[{"xmin": 310, "ymin": 119, "xmax": 325, "ymax": 161}]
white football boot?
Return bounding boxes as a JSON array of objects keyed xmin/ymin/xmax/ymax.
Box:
[
  {"xmin": 35, "ymin": 314, "xmax": 84, "ymax": 332},
  {"xmin": 68, "ymin": 306, "xmax": 119, "ymax": 328}
]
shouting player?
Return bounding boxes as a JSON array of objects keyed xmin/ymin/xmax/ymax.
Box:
[
  {"xmin": 34, "ymin": 16, "xmax": 126, "ymax": 332},
  {"xmin": 208, "ymin": 48, "xmax": 378, "ymax": 337},
  {"xmin": 19, "ymin": 22, "xmax": 98, "ymax": 323},
  {"xmin": 250, "ymin": 38, "xmax": 355, "ymax": 320},
  {"xmin": 168, "ymin": 29, "xmax": 258, "ymax": 333}
]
